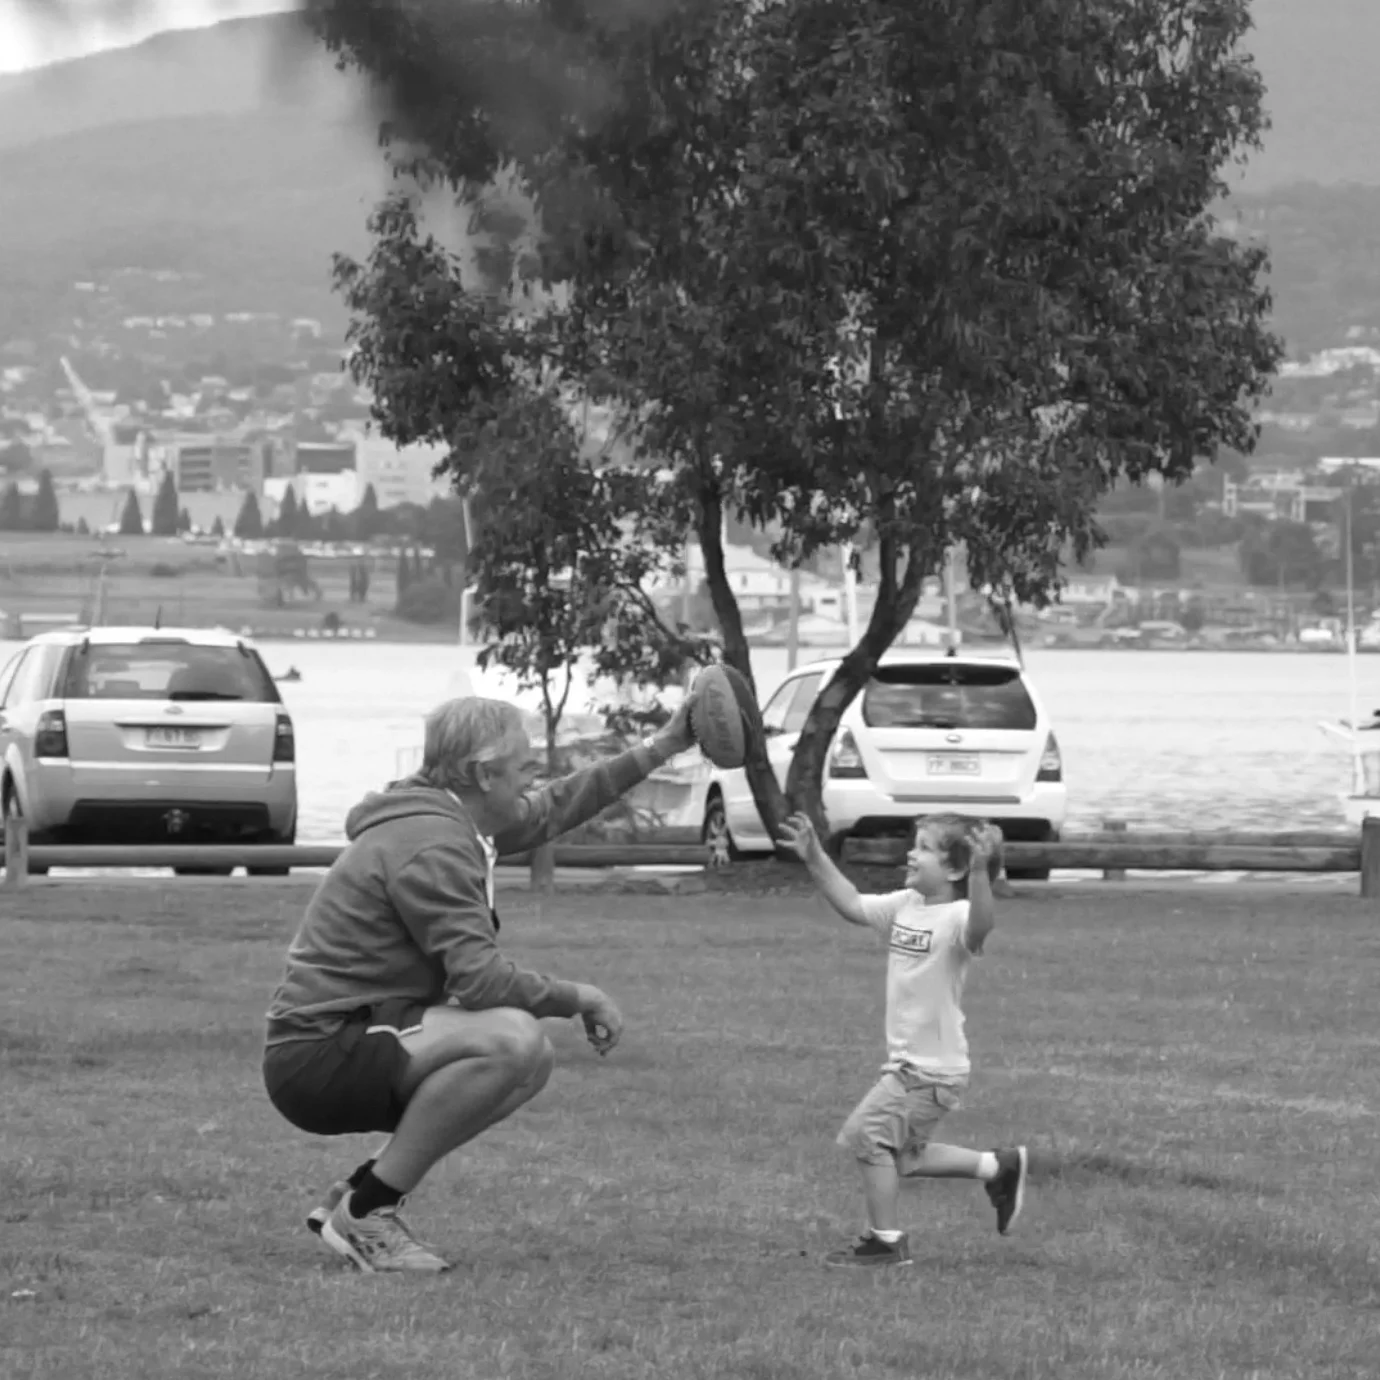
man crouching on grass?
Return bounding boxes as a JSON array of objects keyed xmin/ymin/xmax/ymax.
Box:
[{"xmin": 263, "ymin": 695, "xmax": 693, "ymax": 1274}]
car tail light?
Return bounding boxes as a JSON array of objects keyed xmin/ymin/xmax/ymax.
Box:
[
  {"xmin": 273, "ymin": 713, "xmax": 296, "ymax": 764},
  {"xmin": 1036, "ymin": 731, "xmax": 1062, "ymax": 782},
  {"xmin": 828, "ymin": 729, "xmax": 868, "ymax": 779},
  {"xmin": 35, "ymin": 709, "xmax": 69, "ymax": 759}
]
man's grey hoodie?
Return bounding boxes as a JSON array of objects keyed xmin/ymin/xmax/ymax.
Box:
[{"xmin": 265, "ymin": 742, "xmax": 668, "ymax": 1044}]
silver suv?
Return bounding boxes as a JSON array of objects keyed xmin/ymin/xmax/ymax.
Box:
[{"xmin": 0, "ymin": 627, "xmax": 297, "ymax": 872}]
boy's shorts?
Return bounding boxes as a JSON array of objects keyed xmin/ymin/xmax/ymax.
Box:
[
  {"xmin": 837, "ymin": 1068, "xmax": 968, "ymax": 1174},
  {"xmin": 262, "ymin": 998, "xmax": 427, "ymax": 1136}
]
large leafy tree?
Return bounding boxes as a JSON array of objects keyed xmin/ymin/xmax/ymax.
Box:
[
  {"xmin": 334, "ymin": 197, "xmax": 713, "ymax": 707},
  {"xmin": 309, "ymin": 0, "xmax": 1281, "ymax": 839}
]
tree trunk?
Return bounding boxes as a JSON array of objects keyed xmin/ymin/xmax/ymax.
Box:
[
  {"xmin": 784, "ymin": 533, "xmax": 933, "ymax": 844},
  {"xmin": 696, "ymin": 481, "xmax": 790, "ymax": 841},
  {"xmin": 530, "ymin": 707, "xmax": 561, "ymax": 893}
]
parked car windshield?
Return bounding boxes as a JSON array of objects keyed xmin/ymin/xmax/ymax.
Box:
[
  {"xmin": 61, "ymin": 641, "xmax": 279, "ymax": 702},
  {"xmin": 862, "ymin": 663, "xmax": 1037, "ymax": 731}
]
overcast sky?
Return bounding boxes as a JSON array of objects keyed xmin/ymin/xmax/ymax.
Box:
[{"xmin": 0, "ymin": 0, "xmax": 291, "ymax": 72}]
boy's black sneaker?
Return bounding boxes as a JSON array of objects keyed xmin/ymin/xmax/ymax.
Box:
[
  {"xmin": 985, "ymin": 1146, "xmax": 1028, "ymax": 1235},
  {"xmin": 825, "ymin": 1232, "xmax": 912, "ymax": 1269}
]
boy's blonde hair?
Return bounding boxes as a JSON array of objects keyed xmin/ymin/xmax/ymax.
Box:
[{"xmin": 912, "ymin": 813, "xmax": 1004, "ymax": 898}]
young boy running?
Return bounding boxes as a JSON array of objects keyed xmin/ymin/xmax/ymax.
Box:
[{"xmin": 777, "ymin": 811, "xmax": 1028, "ymax": 1269}]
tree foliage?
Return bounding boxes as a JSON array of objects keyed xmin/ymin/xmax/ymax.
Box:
[
  {"xmin": 118, "ymin": 489, "xmax": 144, "ymax": 537},
  {"xmin": 354, "ymin": 482, "xmax": 381, "ymax": 540},
  {"xmin": 233, "ymin": 491, "xmax": 264, "ymax": 540},
  {"xmin": 0, "ymin": 481, "xmax": 22, "ymax": 530},
  {"xmin": 1239, "ymin": 518, "xmax": 1323, "ymax": 590},
  {"xmin": 30, "ymin": 469, "xmax": 60, "ymax": 532},
  {"xmin": 312, "ymin": 0, "xmax": 1283, "ymax": 838},
  {"xmin": 276, "ymin": 486, "xmax": 302, "ymax": 539},
  {"xmin": 151, "ymin": 472, "xmax": 180, "ymax": 537},
  {"xmin": 334, "ymin": 187, "xmax": 712, "ymax": 737}
]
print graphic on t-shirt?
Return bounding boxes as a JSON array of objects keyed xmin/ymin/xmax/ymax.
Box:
[{"xmin": 889, "ymin": 923, "xmax": 933, "ymax": 956}]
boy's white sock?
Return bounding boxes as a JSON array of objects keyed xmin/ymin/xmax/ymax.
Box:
[
  {"xmin": 976, "ymin": 1152, "xmax": 1000, "ymax": 1181},
  {"xmin": 871, "ymin": 1228, "xmax": 904, "ymax": 1244}
]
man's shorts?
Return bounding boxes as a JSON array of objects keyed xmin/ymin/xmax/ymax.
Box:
[
  {"xmin": 837, "ymin": 1069, "xmax": 968, "ymax": 1174},
  {"xmin": 262, "ymin": 998, "xmax": 428, "ymax": 1137}
]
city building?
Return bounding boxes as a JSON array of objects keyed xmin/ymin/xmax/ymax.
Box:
[
  {"xmin": 1222, "ymin": 471, "xmax": 1344, "ymax": 522},
  {"xmin": 350, "ymin": 433, "xmax": 451, "ymax": 509},
  {"xmin": 297, "ymin": 469, "xmax": 360, "ymax": 515},
  {"xmin": 148, "ymin": 433, "xmax": 271, "ymax": 492},
  {"xmin": 102, "ymin": 423, "xmax": 146, "ymax": 485},
  {"xmin": 294, "ymin": 440, "xmax": 356, "ymax": 475}
]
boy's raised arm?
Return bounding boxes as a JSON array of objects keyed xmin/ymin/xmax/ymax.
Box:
[
  {"xmin": 778, "ymin": 813, "xmax": 878, "ymax": 929},
  {"xmin": 962, "ymin": 836, "xmax": 998, "ymax": 954}
]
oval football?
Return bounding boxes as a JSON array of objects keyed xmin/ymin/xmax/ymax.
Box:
[
  {"xmin": 689, "ymin": 665, "xmax": 749, "ymax": 769},
  {"xmin": 717, "ymin": 663, "xmax": 764, "ymax": 755}
]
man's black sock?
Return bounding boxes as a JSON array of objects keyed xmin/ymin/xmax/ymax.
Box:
[
  {"xmin": 348, "ymin": 1168, "xmax": 405, "ymax": 1219},
  {"xmin": 347, "ymin": 1158, "xmax": 375, "ymax": 1190}
]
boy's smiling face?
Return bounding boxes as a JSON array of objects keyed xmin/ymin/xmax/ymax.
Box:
[{"xmin": 904, "ymin": 823, "xmax": 966, "ymax": 901}]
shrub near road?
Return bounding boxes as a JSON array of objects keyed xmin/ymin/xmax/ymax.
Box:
[{"xmin": 1, "ymin": 883, "xmax": 1376, "ymax": 1379}]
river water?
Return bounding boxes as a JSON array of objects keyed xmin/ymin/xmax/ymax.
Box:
[{"xmin": 0, "ymin": 640, "xmax": 1367, "ymax": 843}]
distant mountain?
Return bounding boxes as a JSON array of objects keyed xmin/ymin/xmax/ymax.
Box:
[
  {"xmin": 2, "ymin": 2, "xmax": 1376, "ymax": 188},
  {"xmin": 0, "ymin": 13, "xmax": 366, "ymax": 151},
  {"xmin": 0, "ymin": 3, "xmax": 1378, "ymax": 352},
  {"xmin": 0, "ymin": 107, "xmax": 390, "ymax": 338},
  {"xmin": 0, "ymin": 16, "xmax": 390, "ymax": 339}
]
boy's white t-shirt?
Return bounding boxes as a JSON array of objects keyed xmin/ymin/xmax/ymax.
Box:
[{"xmin": 859, "ymin": 890, "xmax": 978, "ymax": 1081}]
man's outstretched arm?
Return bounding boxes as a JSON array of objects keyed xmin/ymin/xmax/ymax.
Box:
[{"xmin": 494, "ymin": 706, "xmax": 694, "ymax": 856}]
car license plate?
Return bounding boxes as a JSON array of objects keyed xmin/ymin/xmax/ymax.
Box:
[
  {"xmin": 146, "ymin": 727, "xmax": 202, "ymax": 749},
  {"xmin": 926, "ymin": 754, "xmax": 980, "ymax": 777}
]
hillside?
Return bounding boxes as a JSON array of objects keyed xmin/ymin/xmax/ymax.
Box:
[
  {"xmin": 2, "ymin": 2, "xmax": 1377, "ymax": 188},
  {"xmin": 0, "ymin": 13, "xmax": 364, "ymax": 151},
  {"xmin": 3, "ymin": 3, "xmax": 1380, "ymax": 353},
  {"xmin": 0, "ymin": 107, "xmax": 388, "ymax": 336}
]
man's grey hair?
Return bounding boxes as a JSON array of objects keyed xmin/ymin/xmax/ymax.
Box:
[{"xmin": 417, "ymin": 697, "xmax": 527, "ymax": 793}]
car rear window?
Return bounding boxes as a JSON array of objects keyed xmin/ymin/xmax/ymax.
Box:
[
  {"xmin": 861, "ymin": 663, "xmax": 1037, "ymax": 731},
  {"xmin": 61, "ymin": 641, "xmax": 280, "ymax": 703}
]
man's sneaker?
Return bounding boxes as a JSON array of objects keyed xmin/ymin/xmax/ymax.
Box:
[
  {"xmin": 306, "ymin": 1179, "xmax": 350, "ymax": 1237},
  {"xmin": 825, "ymin": 1232, "xmax": 912, "ymax": 1269},
  {"xmin": 985, "ymin": 1146, "xmax": 1028, "ymax": 1235},
  {"xmin": 319, "ymin": 1197, "xmax": 451, "ymax": 1274}
]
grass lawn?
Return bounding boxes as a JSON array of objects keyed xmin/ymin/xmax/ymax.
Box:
[{"xmin": 2, "ymin": 881, "xmax": 1378, "ymax": 1379}]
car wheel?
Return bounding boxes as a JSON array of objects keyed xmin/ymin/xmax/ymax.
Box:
[
  {"xmin": 701, "ymin": 792, "xmax": 742, "ymax": 868},
  {"xmin": 2, "ymin": 780, "xmax": 50, "ymax": 877},
  {"xmin": 248, "ymin": 824, "xmax": 296, "ymax": 878}
]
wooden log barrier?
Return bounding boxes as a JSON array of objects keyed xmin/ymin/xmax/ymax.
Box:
[
  {"xmin": 1103, "ymin": 817, "xmax": 1127, "ymax": 883},
  {"xmin": 842, "ymin": 832, "xmax": 1365, "ymax": 873},
  {"xmin": 0, "ymin": 820, "xmax": 708, "ymax": 891},
  {"xmin": 1362, "ymin": 817, "xmax": 1380, "ymax": 900},
  {"xmin": 2, "ymin": 817, "xmax": 1379, "ymax": 898}
]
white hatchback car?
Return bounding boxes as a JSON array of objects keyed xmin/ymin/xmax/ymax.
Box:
[
  {"xmin": 0, "ymin": 626, "xmax": 297, "ymax": 874},
  {"xmin": 701, "ymin": 649, "xmax": 1066, "ymax": 878}
]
